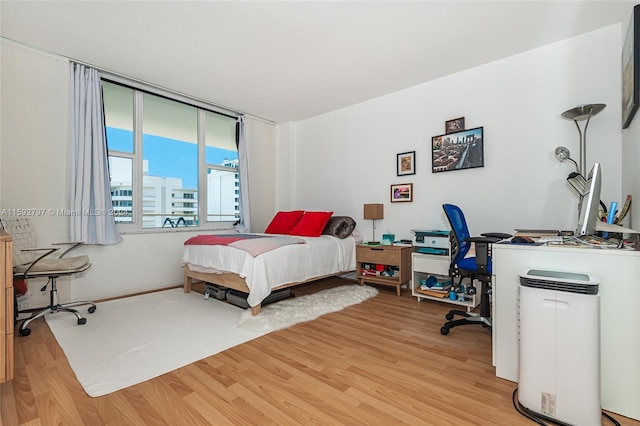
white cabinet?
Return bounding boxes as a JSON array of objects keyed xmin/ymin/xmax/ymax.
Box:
[
  {"xmin": 411, "ymin": 251, "xmax": 480, "ymax": 311},
  {"xmin": 492, "ymin": 243, "xmax": 640, "ymax": 421}
]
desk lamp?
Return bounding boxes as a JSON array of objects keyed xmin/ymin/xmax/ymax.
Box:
[
  {"xmin": 363, "ymin": 203, "xmax": 384, "ymax": 244},
  {"xmin": 554, "ymin": 146, "xmax": 579, "ymax": 173},
  {"xmin": 555, "ymin": 147, "xmax": 588, "ymax": 194}
]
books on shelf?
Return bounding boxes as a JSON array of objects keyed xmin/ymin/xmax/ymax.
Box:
[
  {"xmin": 419, "ymin": 275, "xmax": 451, "ymax": 289},
  {"xmin": 415, "ymin": 275, "xmax": 452, "ymax": 298},
  {"xmin": 415, "ymin": 288, "xmax": 449, "ymax": 298}
]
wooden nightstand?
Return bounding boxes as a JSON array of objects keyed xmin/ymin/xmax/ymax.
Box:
[{"xmin": 356, "ymin": 244, "xmax": 412, "ymax": 295}]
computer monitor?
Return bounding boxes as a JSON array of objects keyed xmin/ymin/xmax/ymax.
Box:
[{"xmin": 576, "ymin": 163, "xmax": 602, "ymax": 236}]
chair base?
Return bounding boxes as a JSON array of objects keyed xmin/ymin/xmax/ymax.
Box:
[
  {"xmin": 18, "ymin": 300, "xmax": 96, "ymax": 337},
  {"xmin": 440, "ymin": 309, "xmax": 491, "ymax": 335}
]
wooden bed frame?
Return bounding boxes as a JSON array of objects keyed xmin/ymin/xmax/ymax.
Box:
[{"xmin": 183, "ymin": 264, "xmax": 347, "ymax": 315}]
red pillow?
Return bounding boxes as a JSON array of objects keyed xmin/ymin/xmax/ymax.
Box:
[
  {"xmin": 290, "ymin": 211, "xmax": 334, "ymax": 237},
  {"xmin": 264, "ymin": 210, "xmax": 305, "ymax": 234}
]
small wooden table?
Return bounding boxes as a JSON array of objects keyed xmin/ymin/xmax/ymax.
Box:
[{"xmin": 356, "ymin": 244, "xmax": 412, "ymax": 295}]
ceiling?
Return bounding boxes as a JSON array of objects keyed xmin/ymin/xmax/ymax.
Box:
[{"xmin": 0, "ymin": 1, "xmax": 636, "ymax": 124}]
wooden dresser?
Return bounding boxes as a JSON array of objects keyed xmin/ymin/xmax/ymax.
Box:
[{"xmin": 0, "ymin": 229, "xmax": 13, "ymax": 383}]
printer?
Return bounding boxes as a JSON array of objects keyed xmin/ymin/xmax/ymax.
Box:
[{"xmin": 412, "ymin": 229, "xmax": 450, "ymax": 255}]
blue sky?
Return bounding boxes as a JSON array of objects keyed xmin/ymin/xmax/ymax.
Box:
[{"xmin": 106, "ymin": 128, "xmax": 237, "ymax": 189}]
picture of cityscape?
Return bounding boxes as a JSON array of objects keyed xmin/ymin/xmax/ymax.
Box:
[{"xmin": 431, "ymin": 127, "xmax": 484, "ymax": 173}]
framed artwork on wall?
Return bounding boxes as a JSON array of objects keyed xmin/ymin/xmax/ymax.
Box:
[
  {"xmin": 445, "ymin": 117, "xmax": 465, "ymax": 134},
  {"xmin": 431, "ymin": 127, "xmax": 484, "ymax": 173},
  {"xmin": 390, "ymin": 183, "xmax": 413, "ymax": 202},
  {"xmin": 623, "ymin": 4, "xmax": 640, "ymax": 129},
  {"xmin": 396, "ymin": 151, "xmax": 415, "ymax": 176}
]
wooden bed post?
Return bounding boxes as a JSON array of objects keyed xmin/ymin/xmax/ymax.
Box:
[
  {"xmin": 250, "ymin": 305, "xmax": 261, "ymax": 315},
  {"xmin": 184, "ymin": 269, "xmax": 192, "ymax": 293}
]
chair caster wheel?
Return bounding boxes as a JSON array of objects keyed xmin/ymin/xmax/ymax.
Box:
[
  {"xmin": 445, "ymin": 313, "xmax": 454, "ymax": 320},
  {"xmin": 78, "ymin": 318, "xmax": 87, "ymax": 325},
  {"xmin": 440, "ymin": 327, "xmax": 449, "ymax": 335},
  {"xmin": 88, "ymin": 306, "xmax": 96, "ymax": 314},
  {"xmin": 19, "ymin": 327, "xmax": 31, "ymax": 336}
]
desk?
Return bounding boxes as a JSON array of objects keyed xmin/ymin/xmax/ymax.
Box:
[{"xmin": 492, "ymin": 243, "xmax": 640, "ymax": 420}]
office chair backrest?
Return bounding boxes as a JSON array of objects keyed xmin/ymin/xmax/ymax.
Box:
[
  {"xmin": 0, "ymin": 217, "xmax": 38, "ymax": 267},
  {"xmin": 442, "ymin": 204, "xmax": 472, "ymax": 265}
]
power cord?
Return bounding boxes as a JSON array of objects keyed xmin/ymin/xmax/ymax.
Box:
[{"xmin": 512, "ymin": 388, "xmax": 621, "ymax": 426}]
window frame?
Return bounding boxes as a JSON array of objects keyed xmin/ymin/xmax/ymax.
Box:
[{"xmin": 102, "ymin": 75, "xmax": 240, "ymax": 233}]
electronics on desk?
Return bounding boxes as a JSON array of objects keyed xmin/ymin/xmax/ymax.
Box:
[{"xmin": 411, "ymin": 229, "xmax": 449, "ymax": 255}]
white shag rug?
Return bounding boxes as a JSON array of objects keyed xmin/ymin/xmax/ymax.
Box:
[
  {"xmin": 46, "ymin": 284, "xmax": 378, "ymax": 397},
  {"xmin": 238, "ymin": 284, "xmax": 379, "ymax": 332}
]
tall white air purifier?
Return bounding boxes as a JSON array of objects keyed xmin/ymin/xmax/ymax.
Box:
[{"xmin": 517, "ymin": 269, "xmax": 601, "ymax": 426}]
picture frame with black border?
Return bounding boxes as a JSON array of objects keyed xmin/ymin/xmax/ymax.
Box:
[
  {"xmin": 396, "ymin": 151, "xmax": 415, "ymax": 176},
  {"xmin": 623, "ymin": 4, "xmax": 640, "ymax": 129},
  {"xmin": 390, "ymin": 183, "xmax": 413, "ymax": 203},
  {"xmin": 431, "ymin": 126, "xmax": 484, "ymax": 173}
]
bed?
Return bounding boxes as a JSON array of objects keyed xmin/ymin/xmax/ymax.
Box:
[{"xmin": 181, "ymin": 213, "xmax": 357, "ymax": 315}]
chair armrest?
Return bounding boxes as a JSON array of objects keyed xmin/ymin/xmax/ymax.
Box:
[
  {"xmin": 20, "ymin": 247, "xmax": 60, "ymax": 253},
  {"xmin": 52, "ymin": 241, "xmax": 85, "ymax": 257},
  {"xmin": 464, "ymin": 236, "xmax": 502, "ymax": 244},
  {"xmin": 481, "ymin": 232, "xmax": 512, "ymax": 240},
  {"xmin": 19, "ymin": 247, "xmax": 60, "ymax": 277},
  {"xmin": 463, "ymin": 236, "xmax": 502, "ymax": 270}
]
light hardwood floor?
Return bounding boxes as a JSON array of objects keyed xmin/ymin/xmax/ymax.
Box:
[{"xmin": 1, "ymin": 278, "xmax": 637, "ymax": 425}]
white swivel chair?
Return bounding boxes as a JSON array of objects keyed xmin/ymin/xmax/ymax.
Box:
[{"xmin": 0, "ymin": 217, "xmax": 95, "ymax": 336}]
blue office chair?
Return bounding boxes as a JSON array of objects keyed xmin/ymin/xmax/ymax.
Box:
[{"xmin": 440, "ymin": 204, "xmax": 511, "ymax": 335}]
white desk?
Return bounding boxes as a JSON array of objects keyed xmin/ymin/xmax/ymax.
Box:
[{"xmin": 492, "ymin": 243, "xmax": 640, "ymax": 421}]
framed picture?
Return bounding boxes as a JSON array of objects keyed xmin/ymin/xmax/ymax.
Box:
[
  {"xmin": 431, "ymin": 126, "xmax": 484, "ymax": 173},
  {"xmin": 445, "ymin": 117, "xmax": 465, "ymax": 134},
  {"xmin": 390, "ymin": 183, "xmax": 413, "ymax": 203},
  {"xmin": 396, "ymin": 151, "xmax": 415, "ymax": 176},
  {"xmin": 623, "ymin": 5, "xmax": 640, "ymax": 129}
]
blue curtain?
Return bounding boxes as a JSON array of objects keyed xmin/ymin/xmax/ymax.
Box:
[{"xmin": 69, "ymin": 62, "xmax": 122, "ymax": 245}]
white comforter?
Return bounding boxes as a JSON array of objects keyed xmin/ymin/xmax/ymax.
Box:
[{"xmin": 181, "ymin": 234, "xmax": 356, "ymax": 307}]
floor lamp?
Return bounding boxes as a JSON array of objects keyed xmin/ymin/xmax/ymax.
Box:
[
  {"xmin": 363, "ymin": 203, "xmax": 384, "ymax": 245},
  {"xmin": 559, "ymin": 103, "xmax": 606, "ymax": 177},
  {"xmin": 557, "ymin": 103, "xmax": 606, "ymax": 221}
]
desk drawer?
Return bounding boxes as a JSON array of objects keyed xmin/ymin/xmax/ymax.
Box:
[{"xmin": 412, "ymin": 253, "xmax": 450, "ymax": 275}]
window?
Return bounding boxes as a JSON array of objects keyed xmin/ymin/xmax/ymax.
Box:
[{"xmin": 102, "ymin": 80, "xmax": 239, "ymax": 231}]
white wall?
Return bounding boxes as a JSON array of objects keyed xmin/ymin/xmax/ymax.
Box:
[
  {"xmin": 274, "ymin": 122, "xmax": 296, "ymax": 211},
  {"xmin": 245, "ymin": 117, "xmax": 277, "ymax": 233},
  {"xmin": 289, "ymin": 25, "xmax": 623, "ymax": 242},
  {"xmin": 0, "ymin": 41, "xmax": 277, "ymax": 305}
]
